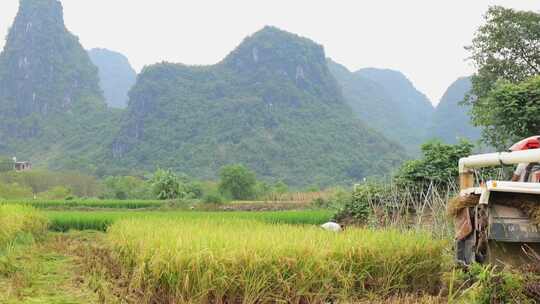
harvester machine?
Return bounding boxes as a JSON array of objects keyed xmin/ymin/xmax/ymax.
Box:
[{"xmin": 456, "ymin": 146, "xmax": 540, "ymax": 266}]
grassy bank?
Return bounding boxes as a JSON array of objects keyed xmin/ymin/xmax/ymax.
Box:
[
  {"xmin": 45, "ymin": 210, "xmax": 334, "ymax": 232},
  {"xmin": 106, "ymin": 218, "xmax": 449, "ymax": 303}
]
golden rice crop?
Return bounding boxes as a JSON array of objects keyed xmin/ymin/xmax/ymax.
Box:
[
  {"xmin": 0, "ymin": 205, "xmax": 48, "ymax": 248},
  {"xmin": 107, "ymin": 219, "xmax": 448, "ymax": 303}
]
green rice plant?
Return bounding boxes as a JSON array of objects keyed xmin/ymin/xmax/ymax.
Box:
[
  {"xmin": 0, "ymin": 199, "xmax": 172, "ymax": 210},
  {"xmin": 0, "ymin": 205, "xmax": 48, "ymax": 249},
  {"xmin": 45, "ymin": 210, "xmax": 334, "ymax": 232},
  {"xmin": 106, "ymin": 218, "xmax": 448, "ymax": 303}
]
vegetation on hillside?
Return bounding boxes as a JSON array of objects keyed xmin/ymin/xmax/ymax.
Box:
[
  {"xmin": 0, "ymin": 0, "xmax": 121, "ymax": 174},
  {"xmin": 109, "ymin": 26, "xmax": 404, "ymax": 186}
]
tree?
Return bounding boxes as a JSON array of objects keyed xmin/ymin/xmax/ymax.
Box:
[
  {"xmin": 394, "ymin": 140, "xmax": 474, "ymax": 186},
  {"xmin": 218, "ymin": 164, "xmax": 257, "ymax": 200},
  {"xmin": 103, "ymin": 176, "xmax": 152, "ymax": 200},
  {"xmin": 151, "ymin": 169, "xmax": 181, "ymax": 200},
  {"xmin": 470, "ymin": 76, "xmax": 540, "ymax": 148},
  {"xmin": 466, "ymin": 6, "xmax": 540, "ymax": 147}
]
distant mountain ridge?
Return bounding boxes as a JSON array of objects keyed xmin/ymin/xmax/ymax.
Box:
[
  {"xmin": 110, "ymin": 26, "xmax": 404, "ymax": 186},
  {"xmin": 329, "ymin": 61, "xmax": 435, "ymax": 151},
  {"xmin": 0, "ymin": 0, "xmax": 481, "ymax": 185},
  {"xmin": 0, "ymin": 0, "xmax": 116, "ymax": 169},
  {"xmin": 429, "ymin": 77, "xmax": 480, "ymax": 143},
  {"xmin": 88, "ymin": 48, "xmax": 137, "ymax": 108}
]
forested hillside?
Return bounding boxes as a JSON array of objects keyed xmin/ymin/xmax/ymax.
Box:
[
  {"xmin": 0, "ymin": 0, "xmax": 119, "ymax": 171},
  {"xmin": 0, "ymin": 0, "xmax": 482, "ymax": 186},
  {"xmin": 356, "ymin": 68, "xmax": 435, "ymax": 145},
  {"xmin": 110, "ymin": 27, "xmax": 404, "ymax": 186},
  {"xmin": 429, "ymin": 77, "xmax": 480, "ymax": 143},
  {"xmin": 88, "ymin": 48, "xmax": 137, "ymax": 108},
  {"xmin": 328, "ymin": 60, "xmax": 428, "ymax": 152}
]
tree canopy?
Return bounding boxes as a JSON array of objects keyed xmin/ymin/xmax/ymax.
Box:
[
  {"xmin": 219, "ymin": 164, "xmax": 257, "ymax": 200},
  {"xmin": 466, "ymin": 6, "xmax": 540, "ymax": 148},
  {"xmin": 395, "ymin": 140, "xmax": 474, "ymax": 186}
]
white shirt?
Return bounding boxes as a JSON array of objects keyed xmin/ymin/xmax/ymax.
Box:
[
  {"xmin": 514, "ymin": 163, "xmax": 529, "ymax": 182},
  {"xmin": 321, "ymin": 222, "xmax": 342, "ymax": 232}
]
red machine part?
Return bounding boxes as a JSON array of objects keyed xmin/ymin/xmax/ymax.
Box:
[{"xmin": 509, "ymin": 136, "xmax": 540, "ymax": 152}]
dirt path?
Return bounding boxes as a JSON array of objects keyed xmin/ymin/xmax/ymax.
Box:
[{"xmin": 0, "ymin": 233, "xmax": 101, "ymax": 304}]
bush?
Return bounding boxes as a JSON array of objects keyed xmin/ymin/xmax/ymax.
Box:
[
  {"xmin": 311, "ymin": 188, "xmax": 351, "ymax": 210},
  {"xmin": 334, "ymin": 183, "xmax": 380, "ymax": 224},
  {"xmin": 38, "ymin": 186, "xmax": 71, "ymax": 200},
  {"xmin": 103, "ymin": 176, "xmax": 152, "ymax": 200},
  {"xmin": 394, "ymin": 140, "xmax": 474, "ymax": 187},
  {"xmin": 218, "ymin": 164, "xmax": 257, "ymax": 200},
  {"xmin": 202, "ymin": 192, "xmax": 225, "ymax": 205},
  {"xmin": 151, "ymin": 169, "xmax": 181, "ymax": 200}
]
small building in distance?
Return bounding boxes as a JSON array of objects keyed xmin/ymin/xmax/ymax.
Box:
[{"xmin": 12, "ymin": 157, "xmax": 31, "ymax": 172}]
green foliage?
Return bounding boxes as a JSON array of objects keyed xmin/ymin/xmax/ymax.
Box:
[
  {"xmin": 334, "ymin": 183, "xmax": 380, "ymax": 224},
  {"xmin": 470, "ymin": 76, "xmax": 540, "ymax": 148},
  {"xmin": 466, "ymin": 6, "xmax": 540, "ymax": 148},
  {"xmin": 219, "ymin": 164, "xmax": 257, "ymax": 200},
  {"xmin": 150, "ymin": 169, "xmax": 203, "ymax": 200},
  {"xmin": 45, "ymin": 210, "xmax": 334, "ymax": 232},
  {"xmin": 452, "ymin": 264, "xmax": 536, "ymax": 303},
  {"xmin": 37, "ymin": 186, "xmax": 71, "ymax": 200},
  {"xmin": 311, "ymin": 187, "xmax": 351, "ymax": 211},
  {"xmin": 0, "ymin": 183, "xmax": 33, "ymax": 199},
  {"xmin": 103, "ymin": 176, "xmax": 152, "ymax": 200},
  {"xmin": 0, "ymin": 156, "xmax": 13, "ymax": 172},
  {"xmin": 395, "ymin": 140, "xmax": 474, "ymax": 186},
  {"xmin": 0, "ymin": 170, "xmax": 102, "ymax": 197},
  {"xmin": 273, "ymin": 181, "xmax": 289, "ymax": 194},
  {"xmin": 150, "ymin": 169, "xmax": 181, "ymax": 200},
  {"xmin": 202, "ymin": 192, "xmax": 225, "ymax": 205}
]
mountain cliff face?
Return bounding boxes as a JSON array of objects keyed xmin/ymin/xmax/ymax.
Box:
[
  {"xmin": 0, "ymin": 0, "xmax": 115, "ymax": 168},
  {"xmin": 329, "ymin": 62, "xmax": 435, "ymax": 152},
  {"xmin": 88, "ymin": 48, "xmax": 137, "ymax": 108},
  {"xmin": 111, "ymin": 27, "xmax": 404, "ymax": 186},
  {"xmin": 430, "ymin": 77, "xmax": 480, "ymax": 143}
]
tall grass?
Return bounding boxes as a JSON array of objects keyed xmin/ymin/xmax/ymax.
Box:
[
  {"xmin": 0, "ymin": 205, "xmax": 48, "ymax": 249},
  {"xmin": 106, "ymin": 219, "xmax": 449, "ymax": 303},
  {"xmin": 45, "ymin": 210, "xmax": 334, "ymax": 232}
]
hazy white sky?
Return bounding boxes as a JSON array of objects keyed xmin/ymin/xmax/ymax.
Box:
[{"xmin": 0, "ymin": 1, "xmax": 538, "ymax": 105}]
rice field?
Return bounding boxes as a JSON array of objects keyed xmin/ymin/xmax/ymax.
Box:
[
  {"xmin": 45, "ymin": 210, "xmax": 334, "ymax": 231},
  {"xmin": 106, "ymin": 218, "xmax": 449, "ymax": 303},
  {"xmin": 0, "ymin": 205, "xmax": 48, "ymax": 249}
]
